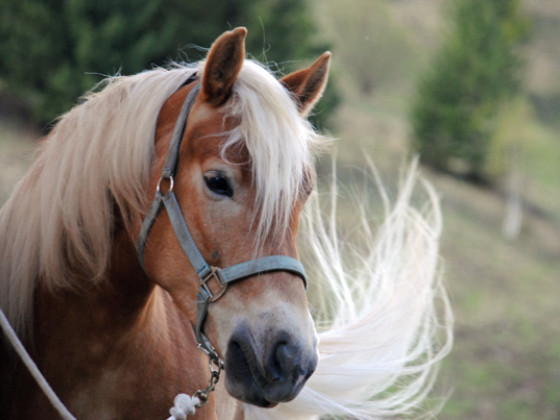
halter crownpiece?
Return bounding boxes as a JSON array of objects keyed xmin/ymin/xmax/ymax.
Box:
[{"xmin": 136, "ymin": 76, "xmax": 307, "ymax": 364}]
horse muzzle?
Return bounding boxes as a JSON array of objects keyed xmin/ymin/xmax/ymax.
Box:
[{"xmin": 224, "ymin": 323, "xmax": 318, "ymax": 407}]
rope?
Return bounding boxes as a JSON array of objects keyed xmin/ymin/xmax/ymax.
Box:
[
  {"xmin": 167, "ymin": 394, "xmax": 201, "ymax": 420},
  {"xmin": 0, "ymin": 307, "xmax": 77, "ymax": 420}
]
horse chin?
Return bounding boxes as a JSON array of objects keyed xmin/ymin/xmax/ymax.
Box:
[
  {"xmin": 225, "ymin": 374, "xmax": 278, "ymax": 408},
  {"xmin": 224, "ymin": 357, "xmax": 306, "ymax": 408},
  {"xmin": 223, "ymin": 326, "xmax": 315, "ymax": 407}
]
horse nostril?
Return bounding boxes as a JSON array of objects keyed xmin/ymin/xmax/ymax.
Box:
[
  {"xmin": 267, "ymin": 340, "xmax": 311, "ymax": 384},
  {"xmin": 225, "ymin": 325, "xmax": 317, "ymax": 405},
  {"xmin": 275, "ymin": 342, "xmax": 296, "ymax": 377}
]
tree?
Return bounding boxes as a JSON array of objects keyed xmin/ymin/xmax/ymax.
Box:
[
  {"xmin": 411, "ymin": 0, "xmax": 527, "ymax": 181},
  {"xmin": 0, "ymin": 0, "xmax": 334, "ymax": 127}
]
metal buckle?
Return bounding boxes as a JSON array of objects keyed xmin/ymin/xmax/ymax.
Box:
[
  {"xmin": 200, "ymin": 266, "xmax": 227, "ymax": 303},
  {"xmin": 156, "ymin": 175, "xmax": 174, "ymax": 195}
]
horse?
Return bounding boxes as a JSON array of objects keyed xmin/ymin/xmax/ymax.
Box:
[{"xmin": 0, "ymin": 27, "xmax": 452, "ymax": 420}]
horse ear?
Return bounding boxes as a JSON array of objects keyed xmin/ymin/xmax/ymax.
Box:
[
  {"xmin": 201, "ymin": 27, "xmax": 247, "ymax": 106},
  {"xmin": 281, "ymin": 52, "xmax": 332, "ymax": 117}
]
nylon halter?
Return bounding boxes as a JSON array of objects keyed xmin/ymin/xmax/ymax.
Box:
[{"xmin": 136, "ymin": 77, "xmax": 307, "ymax": 363}]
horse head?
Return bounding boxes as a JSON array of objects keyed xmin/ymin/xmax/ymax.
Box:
[{"xmin": 137, "ymin": 28, "xmax": 331, "ymax": 408}]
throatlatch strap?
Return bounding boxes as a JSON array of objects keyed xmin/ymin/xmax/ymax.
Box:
[{"xmin": 136, "ymin": 192, "xmax": 164, "ymax": 270}]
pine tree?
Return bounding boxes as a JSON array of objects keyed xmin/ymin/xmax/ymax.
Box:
[
  {"xmin": 0, "ymin": 0, "xmax": 332, "ymax": 126},
  {"xmin": 411, "ymin": 0, "xmax": 527, "ymax": 181}
]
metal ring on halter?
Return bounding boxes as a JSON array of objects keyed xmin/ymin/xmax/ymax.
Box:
[
  {"xmin": 200, "ymin": 266, "xmax": 228, "ymax": 303},
  {"xmin": 157, "ymin": 175, "xmax": 174, "ymax": 195}
]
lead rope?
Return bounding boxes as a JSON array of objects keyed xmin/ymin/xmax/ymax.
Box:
[
  {"xmin": 167, "ymin": 356, "xmax": 224, "ymax": 420},
  {"xmin": 0, "ymin": 307, "xmax": 77, "ymax": 420}
]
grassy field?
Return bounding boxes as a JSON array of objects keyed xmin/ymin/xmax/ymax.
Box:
[{"xmin": 1, "ymin": 1, "xmax": 559, "ymax": 419}]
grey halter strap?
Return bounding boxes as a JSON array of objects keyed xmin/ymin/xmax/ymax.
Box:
[{"xmin": 136, "ymin": 79, "xmax": 307, "ymax": 362}]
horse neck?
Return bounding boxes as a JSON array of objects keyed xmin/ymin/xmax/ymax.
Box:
[
  {"xmin": 18, "ymin": 229, "xmax": 213, "ymax": 419},
  {"xmin": 34, "ymin": 229, "xmax": 155, "ymax": 350}
]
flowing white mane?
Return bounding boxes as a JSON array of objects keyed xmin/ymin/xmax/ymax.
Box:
[
  {"xmin": 0, "ymin": 60, "xmax": 317, "ymax": 336},
  {"xmin": 247, "ymin": 160, "xmax": 453, "ymax": 419}
]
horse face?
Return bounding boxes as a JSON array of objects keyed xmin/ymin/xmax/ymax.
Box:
[
  {"xmin": 142, "ymin": 28, "xmax": 331, "ymax": 407},
  {"xmin": 184, "ymin": 120, "xmax": 317, "ymax": 407},
  {"xmin": 149, "ymin": 89, "xmax": 318, "ymax": 407}
]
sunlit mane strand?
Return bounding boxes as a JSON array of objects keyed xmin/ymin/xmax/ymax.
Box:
[{"xmin": 215, "ymin": 59, "xmax": 322, "ymax": 244}]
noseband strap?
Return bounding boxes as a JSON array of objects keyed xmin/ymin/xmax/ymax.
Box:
[{"xmin": 136, "ymin": 77, "xmax": 307, "ymax": 363}]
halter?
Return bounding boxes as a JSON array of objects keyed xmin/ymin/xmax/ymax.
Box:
[{"xmin": 136, "ymin": 77, "xmax": 307, "ymax": 366}]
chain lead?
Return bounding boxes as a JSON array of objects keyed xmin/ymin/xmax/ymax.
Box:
[{"xmin": 193, "ymin": 355, "xmax": 224, "ymax": 408}]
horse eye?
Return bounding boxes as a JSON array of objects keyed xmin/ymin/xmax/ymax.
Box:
[{"xmin": 204, "ymin": 172, "xmax": 234, "ymax": 198}]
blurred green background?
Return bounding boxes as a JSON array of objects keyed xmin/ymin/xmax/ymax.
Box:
[{"xmin": 1, "ymin": 1, "xmax": 559, "ymax": 419}]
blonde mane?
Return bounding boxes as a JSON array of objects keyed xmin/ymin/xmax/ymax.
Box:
[
  {"xmin": 0, "ymin": 60, "xmax": 317, "ymax": 336},
  {"xmin": 222, "ymin": 60, "xmax": 320, "ymax": 242}
]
